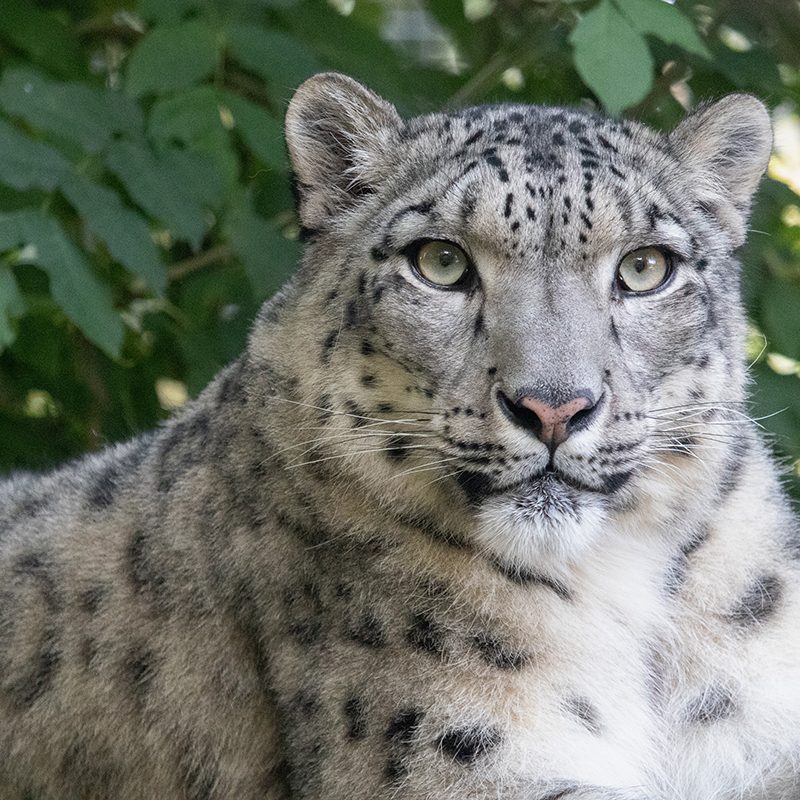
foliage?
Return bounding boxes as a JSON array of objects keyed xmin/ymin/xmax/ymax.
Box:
[{"xmin": 0, "ymin": 0, "xmax": 798, "ymax": 489}]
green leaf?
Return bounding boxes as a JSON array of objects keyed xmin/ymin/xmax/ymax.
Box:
[
  {"xmin": 222, "ymin": 91, "xmax": 286, "ymax": 170},
  {"xmin": 0, "ymin": 68, "xmax": 144, "ymax": 154},
  {"xmin": 226, "ymin": 24, "xmax": 323, "ymax": 92},
  {"xmin": 761, "ymin": 278, "xmax": 800, "ymax": 361},
  {"xmin": 227, "ymin": 193, "xmax": 298, "ymax": 297},
  {"xmin": 0, "ymin": 0, "xmax": 85, "ymax": 78},
  {"xmin": 0, "ymin": 209, "xmax": 124, "ymax": 357},
  {"xmin": 0, "ymin": 265, "xmax": 25, "ymax": 349},
  {"xmin": 149, "ymin": 87, "xmax": 239, "ymax": 190},
  {"xmin": 60, "ymin": 174, "xmax": 165, "ymax": 295},
  {"xmin": 159, "ymin": 148, "xmax": 226, "ymax": 211},
  {"xmin": 569, "ymin": 0, "xmax": 654, "ymax": 114},
  {"xmin": 126, "ymin": 19, "xmax": 219, "ymax": 97},
  {"xmin": 104, "ymin": 140, "xmax": 210, "ymax": 248},
  {"xmin": 613, "ymin": 0, "xmax": 710, "ymax": 58},
  {"xmin": 0, "ymin": 117, "xmax": 71, "ymax": 191}
]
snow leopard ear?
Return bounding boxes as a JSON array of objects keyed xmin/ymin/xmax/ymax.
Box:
[
  {"xmin": 669, "ymin": 94, "xmax": 772, "ymax": 247},
  {"xmin": 285, "ymin": 72, "xmax": 402, "ymax": 231}
]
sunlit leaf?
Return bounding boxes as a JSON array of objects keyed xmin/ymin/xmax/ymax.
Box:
[
  {"xmin": 613, "ymin": 0, "xmax": 710, "ymax": 58},
  {"xmin": 569, "ymin": 0, "xmax": 654, "ymax": 114}
]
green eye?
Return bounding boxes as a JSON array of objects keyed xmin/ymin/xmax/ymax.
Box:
[
  {"xmin": 617, "ymin": 247, "xmax": 671, "ymax": 293},
  {"xmin": 412, "ymin": 240, "xmax": 471, "ymax": 288}
]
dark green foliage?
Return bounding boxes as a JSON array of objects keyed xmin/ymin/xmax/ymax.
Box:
[{"xmin": 0, "ymin": 0, "xmax": 797, "ymax": 490}]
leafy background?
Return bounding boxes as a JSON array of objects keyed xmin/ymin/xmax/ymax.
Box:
[{"xmin": 0, "ymin": 0, "xmax": 799, "ymax": 492}]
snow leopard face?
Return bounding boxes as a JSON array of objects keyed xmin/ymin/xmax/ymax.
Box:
[{"xmin": 268, "ymin": 73, "xmax": 771, "ymax": 577}]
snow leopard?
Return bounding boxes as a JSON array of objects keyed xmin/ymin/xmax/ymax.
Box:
[{"xmin": 0, "ymin": 71, "xmax": 798, "ymax": 800}]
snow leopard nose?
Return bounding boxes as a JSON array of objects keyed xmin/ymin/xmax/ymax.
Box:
[{"xmin": 498, "ymin": 389, "xmax": 600, "ymax": 453}]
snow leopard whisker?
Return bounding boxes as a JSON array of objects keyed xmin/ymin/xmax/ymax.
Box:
[
  {"xmin": 268, "ymin": 396, "xmax": 441, "ymax": 426},
  {"xmin": 286, "ymin": 444, "xmax": 441, "ymax": 469},
  {"xmin": 276, "ymin": 431, "xmax": 439, "ymax": 459},
  {"xmin": 391, "ymin": 457, "xmax": 462, "ymax": 479}
]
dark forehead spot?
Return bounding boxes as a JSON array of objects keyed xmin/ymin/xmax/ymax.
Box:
[
  {"xmin": 344, "ymin": 695, "xmax": 368, "ymax": 740},
  {"xmin": 346, "ymin": 610, "xmax": 387, "ymax": 648},
  {"xmin": 123, "ymin": 644, "xmax": 156, "ymax": 706},
  {"xmin": 726, "ymin": 574, "xmax": 783, "ymax": 626},
  {"xmin": 437, "ymin": 725, "xmax": 501, "ymax": 764},
  {"xmin": 385, "ymin": 708, "xmax": 424, "ymax": 743},
  {"xmin": 686, "ymin": 685, "xmax": 735, "ymax": 725}
]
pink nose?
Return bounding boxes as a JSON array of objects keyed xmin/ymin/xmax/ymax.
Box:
[
  {"xmin": 517, "ymin": 395, "xmax": 594, "ymax": 450},
  {"xmin": 498, "ymin": 390, "xmax": 600, "ymax": 453}
]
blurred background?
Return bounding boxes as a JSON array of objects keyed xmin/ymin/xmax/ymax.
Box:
[{"xmin": 0, "ymin": 0, "xmax": 798, "ymax": 492}]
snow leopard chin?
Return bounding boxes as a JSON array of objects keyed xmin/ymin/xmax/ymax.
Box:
[{"xmin": 474, "ymin": 473, "xmax": 609, "ymax": 574}]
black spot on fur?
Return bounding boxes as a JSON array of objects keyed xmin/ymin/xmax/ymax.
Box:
[
  {"xmin": 126, "ymin": 529, "xmax": 167, "ymax": 609},
  {"xmin": 361, "ymin": 339, "xmax": 375, "ymax": 356},
  {"xmin": 438, "ymin": 725, "xmax": 501, "ymax": 764},
  {"xmin": 602, "ymin": 470, "xmax": 632, "ymax": 493},
  {"xmin": 386, "ymin": 708, "xmax": 424, "ymax": 743},
  {"xmin": 564, "ymin": 695, "xmax": 602, "ymax": 735},
  {"xmin": 686, "ymin": 685, "xmax": 735, "ymax": 724},
  {"xmin": 123, "ymin": 645, "xmax": 156, "ymax": 706},
  {"xmin": 503, "ymin": 193, "xmax": 513, "ymax": 218},
  {"xmin": 79, "ymin": 585, "xmax": 105, "ymax": 614},
  {"xmin": 407, "ymin": 611, "xmax": 446, "ymax": 656},
  {"xmin": 455, "ymin": 471, "xmax": 495, "ymax": 504},
  {"xmin": 5, "ymin": 630, "xmax": 61, "ymax": 709},
  {"xmin": 384, "ymin": 708, "xmax": 424, "ymax": 783},
  {"xmin": 493, "ymin": 561, "xmax": 572, "ymax": 600},
  {"xmin": 727, "ymin": 574, "xmax": 783, "ymax": 626},
  {"xmin": 347, "ymin": 611, "xmax": 386, "ymax": 648},
  {"xmin": 87, "ymin": 462, "xmax": 120, "ymax": 508},
  {"xmin": 14, "ymin": 551, "xmax": 60, "ymax": 610},
  {"xmin": 464, "ymin": 129, "xmax": 483, "ymax": 147},
  {"xmin": 371, "ymin": 246, "xmax": 389, "ymax": 262},
  {"xmin": 386, "ymin": 435, "xmax": 411, "ymax": 461},
  {"xmin": 344, "ymin": 696, "xmax": 368, "ymax": 740},
  {"xmin": 471, "ymin": 631, "xmax": 530, "ymax": 670},
  {"xmin": 157, "ymin": 412, "xmax": 210, "ymax": 493}
]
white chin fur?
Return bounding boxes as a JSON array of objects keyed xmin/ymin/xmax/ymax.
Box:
[{"xmin": 474, "ymin": 474, "xmax": 608, "ymax": 574}]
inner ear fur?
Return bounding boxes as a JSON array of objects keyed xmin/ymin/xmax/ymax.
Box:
[
  {"xmin": 285, "ymin": 73, "xmax": 402, "ymax": 229},
  {"xmin": 669, "ymin": 94, "xmax": 772, "ymax": 247}
]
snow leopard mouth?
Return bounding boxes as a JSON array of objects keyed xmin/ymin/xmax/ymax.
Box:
[{"xmin": 457, "ymin": 464, "xmax": 616, "ymax": 506}]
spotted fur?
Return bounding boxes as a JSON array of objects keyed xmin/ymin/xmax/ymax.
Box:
[{"xmin": 0, "ymin": 73, "xmax": 798, "ymax": 800}]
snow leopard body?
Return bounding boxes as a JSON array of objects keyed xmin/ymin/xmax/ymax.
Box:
[{"xmin": 0, "ymin": 73, "xmax": 797, "ymax": 800}]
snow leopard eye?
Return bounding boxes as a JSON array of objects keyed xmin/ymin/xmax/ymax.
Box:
[
  {"xmin": 616, "ymin": 247, "xmax": 672, "ymax": 293},
  {"xmin": 410, "ymin": 240, "xmax": 471, "ymax": 288}
]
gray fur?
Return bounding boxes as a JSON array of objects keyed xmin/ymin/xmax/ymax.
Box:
[{"xmin": 0, "ymin": 73, "xmax": 797, "ymax": 800}]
